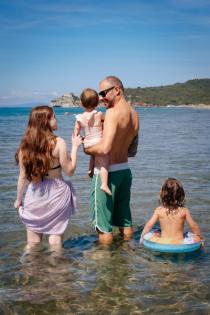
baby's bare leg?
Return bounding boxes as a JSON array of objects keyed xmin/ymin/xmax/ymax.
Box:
[
  {"xmin": 96, "ymin": 155, "xmax": 112, "ymax": 196},
  {"xmin": 100, "ymin": 167, "xmax": 112, "ymax": 195}
]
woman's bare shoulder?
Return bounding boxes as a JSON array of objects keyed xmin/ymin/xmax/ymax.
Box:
[
  {"xmin": 55, "ymin": 137, "xmax": 66, "ymax": 145},
  {"xmin": 52, "ymin": 137, "xmax": 67, "ymax": 152}
]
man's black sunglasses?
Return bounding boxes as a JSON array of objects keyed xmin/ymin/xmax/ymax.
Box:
[{"xmin": 99, "ymin": 86, "xmax": 115, "ymax": 98}]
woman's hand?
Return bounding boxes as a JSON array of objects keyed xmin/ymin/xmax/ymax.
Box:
[{"xmin": 71, "ymin": 134, "xmax": 83, "ymax": 149}]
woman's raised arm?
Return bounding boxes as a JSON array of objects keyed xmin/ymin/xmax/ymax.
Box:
[{"xmin": 58, "ymin": 135, "xmax": 82, "ymax": 176}]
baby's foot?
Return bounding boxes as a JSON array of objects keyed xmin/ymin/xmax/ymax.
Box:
[
  {"xmin": 101, "ymin": 184, "xmax": 112, "ymax": 196},
  {"xmin": 88, "ymin": 169, "xmax": 94, "ymax": 178}
]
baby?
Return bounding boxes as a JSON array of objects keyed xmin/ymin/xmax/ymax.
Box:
[
  {"xmin": 74, "ymin": 88, "xmax": 112, "ymax": 196},
  {"xmin": 140, "ymin": 178, "xmax": 203, "ymax": 244}
]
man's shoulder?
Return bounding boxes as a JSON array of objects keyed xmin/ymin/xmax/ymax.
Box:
[
  {"xmin": 131, "ymin": 106, "xmax": 139, "ymax": 119},
  {"xmin": 105, "ymin": 107, "xmax": 118, "ymax": 118}
]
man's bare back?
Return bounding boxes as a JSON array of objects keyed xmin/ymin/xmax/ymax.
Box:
[{"xmin": 103, "ymin": 99, "xmax": 139, "ymax": 164}]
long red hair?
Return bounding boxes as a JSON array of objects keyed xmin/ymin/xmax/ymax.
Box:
[{"xmin": 15, "ymin": 106, "xmax": 57, "ymax": 182}]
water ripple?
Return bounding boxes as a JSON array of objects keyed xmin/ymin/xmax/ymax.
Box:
[{"xmin": 0, "ymin": 107, "xmax": 210, "ymax": 314}]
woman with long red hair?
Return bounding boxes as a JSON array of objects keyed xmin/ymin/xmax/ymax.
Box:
[{"xmin": 14, "ymin": 105, "xmax": 82, "ymax": 249}]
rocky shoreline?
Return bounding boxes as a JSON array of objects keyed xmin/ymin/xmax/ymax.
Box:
[
  {"xmin": 166, "ymin": 104, "xmax": 210, "ymax": 109},
  {"xmin": 50, "ymin": 93, "xmax": 210, "ymax": 109},
  {"xmin": 50, "ymin": 93, "xmax": 80, "ymax": 107}
]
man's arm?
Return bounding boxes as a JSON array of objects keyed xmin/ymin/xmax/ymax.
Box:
[{"xmin": 85, "ymin": 109, "xmax": 117, "ymax": 156}]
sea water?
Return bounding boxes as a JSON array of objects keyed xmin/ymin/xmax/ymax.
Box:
[{"xmin": 0, "ymin": 106, "xmax": 210, "ymax": 314}]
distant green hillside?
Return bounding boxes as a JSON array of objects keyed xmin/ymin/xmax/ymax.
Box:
[{"xmin": 125, "ymin": 79, "xmax": 210, "ymax": 106}]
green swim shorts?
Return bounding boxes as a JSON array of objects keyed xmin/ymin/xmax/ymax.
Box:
[{"xmin": 90, "ymin": 167, "xmax": 133, "ymax": 233}]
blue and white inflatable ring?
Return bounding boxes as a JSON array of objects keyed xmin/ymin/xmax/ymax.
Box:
[{"xmin": 143, "ymin": 229, "xmax": 203, "ymax": 253}]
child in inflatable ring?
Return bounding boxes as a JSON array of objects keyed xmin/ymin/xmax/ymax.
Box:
[{"xmin": 140, "ymin": 178, "xmax": 204, "ymax": 245}]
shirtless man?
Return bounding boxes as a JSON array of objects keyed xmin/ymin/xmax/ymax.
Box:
[{"xmin": 85, "ymin": 76, "xmax": 139, "ymax": 244}]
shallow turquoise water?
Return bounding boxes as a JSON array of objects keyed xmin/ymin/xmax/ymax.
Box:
[{"xmin": 0, "ymin": 106, "xmax": 210, "ymax": 314}]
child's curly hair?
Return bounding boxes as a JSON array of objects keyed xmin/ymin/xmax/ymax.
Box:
[{"xmin": 160, "ymin": 178, "xmax": 185, "ymax": 214}]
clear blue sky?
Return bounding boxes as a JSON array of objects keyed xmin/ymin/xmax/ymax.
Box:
[{"xmin": 1, "ymin": 0, "xmax": 210, "ymax": 105}]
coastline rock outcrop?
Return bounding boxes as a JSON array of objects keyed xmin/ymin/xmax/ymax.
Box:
[{"xmin": 50, "ymin": 93, "xmax": 80, "ymax": 107}]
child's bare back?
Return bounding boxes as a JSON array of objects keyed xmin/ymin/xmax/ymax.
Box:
[
  {"xmin": 140, "ymin": 178, "xmax": 203, "ymax": 244},
  {"xmin": 156, "ymin": 206, "xmax": 187, "ymax": 242}
]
